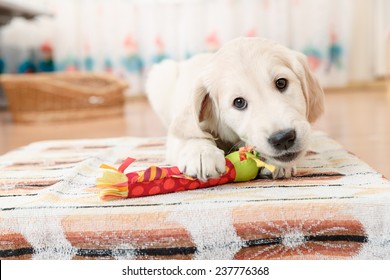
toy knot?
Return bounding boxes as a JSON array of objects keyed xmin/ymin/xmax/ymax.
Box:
[{"xmin": 239, "ymin": 145, "xmax": 256, "ymax": 161}]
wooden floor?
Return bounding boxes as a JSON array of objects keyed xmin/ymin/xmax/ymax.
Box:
[{"xmin": 1, "ymin": 86, "xmax": 389, "ymax": 179}]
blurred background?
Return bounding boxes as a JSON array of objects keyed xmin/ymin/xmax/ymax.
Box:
[
  {"xmin": 1, "ymin": 0, "xmax": 389, "ymax": 93},
  {"xmin": 0, "ymin": 0, "xmax": 389, "ymax": 176}
]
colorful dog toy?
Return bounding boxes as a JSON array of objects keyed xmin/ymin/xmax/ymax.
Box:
[{"xmin": 96, "ymin": 146, "xmax": 275, "ymax": 200}]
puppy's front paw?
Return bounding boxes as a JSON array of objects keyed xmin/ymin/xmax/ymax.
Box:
[
  {"xmin": 258, "ymin": 165, "xmax": 296, "ymax": 179},
  {"xmin": 177, "ymin": 141, "xmax": 226, "ymax": 181},
  {"xmin": 273, "ymin": 166, "xmax": 296, "ymax": 179}
]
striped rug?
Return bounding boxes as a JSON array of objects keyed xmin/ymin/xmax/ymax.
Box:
[{"xmin": 0, "ymin": 131, "xmax": 389, "ymax": 259}]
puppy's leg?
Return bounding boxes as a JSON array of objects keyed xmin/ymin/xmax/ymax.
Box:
[
  {"xmin": 167, "ymin": 136, "xmax": 226, "ymax": 181},
  {"xmin": 145, "ymin": 60, "xmax": 179, "ymax": 127}
]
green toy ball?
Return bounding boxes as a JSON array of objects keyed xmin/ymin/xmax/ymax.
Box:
[{"xmin": 225, "ymin": 147, "xmax": 276, "ymax": 182}]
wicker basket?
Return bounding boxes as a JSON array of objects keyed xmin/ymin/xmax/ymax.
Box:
[{"xmin": 0, "ymin": 73, "xmax": 128, "ymax": 122}]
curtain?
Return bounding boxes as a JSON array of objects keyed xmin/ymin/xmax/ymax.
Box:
[{"xmin": 0, "ymin": 0, "xmax": 389, "ymax": 96}]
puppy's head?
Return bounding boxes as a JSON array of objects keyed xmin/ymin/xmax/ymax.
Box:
[{"xmin": 192, "ymin": 38, "xmax": 324, "ymax": 166}]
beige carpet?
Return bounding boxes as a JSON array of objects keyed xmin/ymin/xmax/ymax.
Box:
[{"xmin": 0, "ymin": 131, "xmax": 389, "ymax": 259}]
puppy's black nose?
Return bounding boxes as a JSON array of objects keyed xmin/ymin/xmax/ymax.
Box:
[{"xmin": 268, "ymin": 129, "xmax": 296, "ymax": 150}]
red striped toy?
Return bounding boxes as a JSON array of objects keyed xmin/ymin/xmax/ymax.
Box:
[{"xmin": 96, "ymin": 146, "xmax": 275, "ymax": 200}]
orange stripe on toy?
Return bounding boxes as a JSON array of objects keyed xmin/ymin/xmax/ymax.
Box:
[
  {"xmin": 150, "ymin": 166, "xmax": 157, "ymax": 180},
  {"xmin": 143, "ymin": 166, "xmax": 157, "ymax": 181},
  {"xmin": 135, "ymin": 166, "xmax": 177, "ymax": 183},
  {"xmin": 154, "ymin": 166, "xmax": 162, "ymax": 180},
  {"xmin": 137, "ymin": 171, "xmax": 145, "ymax": 182},
  {"xmin": 160, "ymin": 168, "xmax": 166, "ymax": 178}
]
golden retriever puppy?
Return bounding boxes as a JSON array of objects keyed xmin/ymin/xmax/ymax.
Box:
[{"xmin": 146, "ymin": 37, "xmax": 324, "ymax": 180}]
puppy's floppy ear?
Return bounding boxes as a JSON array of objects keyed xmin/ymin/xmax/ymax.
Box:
[
  {"xmin": 293, "ymin": 52, "xmax": 325, "ymax": 123},
  {"xmin": 198, "ymin": 89, "xmax": 215, "ymax": 123},
  {"xmin": 169, "ymin": 76, "xmax": 217, "ymax": 139}
]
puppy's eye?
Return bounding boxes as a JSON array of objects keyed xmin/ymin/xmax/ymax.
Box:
[
  {"xmin": 275, "ymin": 78, "xmax": 288, "ymax": 91},
  {"xmin": 233, "ymin": 97, "xmax": 248, "ymax": 110}
]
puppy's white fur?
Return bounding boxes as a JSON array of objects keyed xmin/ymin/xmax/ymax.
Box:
[{"xmin": 146, "ymin": 37, "xmax": 324, "ymax": 181}]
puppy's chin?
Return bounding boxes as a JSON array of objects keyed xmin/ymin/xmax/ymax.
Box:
[
  {"xmin": 259, "ymin": 150, "xmax": 305, "ymax": 167},
  {"xmin": 273, "ymin": 151, "xmax": 301, "ymax": 162}
]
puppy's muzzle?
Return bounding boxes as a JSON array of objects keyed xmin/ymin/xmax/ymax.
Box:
[{"xmin": 268, "ymin": 128, "xmax": 296, "ymax": 151}]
